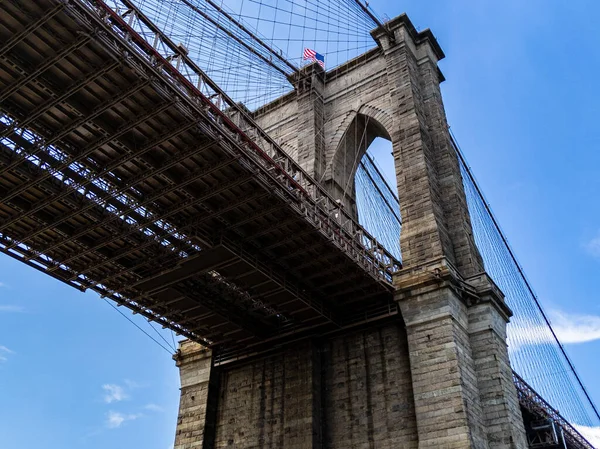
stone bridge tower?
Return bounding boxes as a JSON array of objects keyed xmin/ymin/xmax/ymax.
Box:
[{"xmin": 173, "ymin": 14, "xmax": 528, "ymax": 449}]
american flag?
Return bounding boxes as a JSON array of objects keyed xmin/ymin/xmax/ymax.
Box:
[{"xmin": 303, "ymin": 48, "xmax": 325, "ymax": 68}]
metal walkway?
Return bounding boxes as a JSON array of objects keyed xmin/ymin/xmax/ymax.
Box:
[{"xmin": 0, "ymin": 0, "xmax": 400, "ymax": 354}]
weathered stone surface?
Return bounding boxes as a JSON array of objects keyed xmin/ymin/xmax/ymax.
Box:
[
  {"xmin": 174, "ymin": 323, "xmax": 417, "ymax": 449},
  {"xmin": 174, "ymin": 341, "xmax": 218, "ymax": 449}
]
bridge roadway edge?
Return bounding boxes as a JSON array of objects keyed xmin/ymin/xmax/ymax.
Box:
[{"xmin": 174, "ymin": 14, "xmax": 531, "ymax": 449}]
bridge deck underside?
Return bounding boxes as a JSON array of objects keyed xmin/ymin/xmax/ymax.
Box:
[{"xmin": 0, "ymin": 0, "xmax": 396, "ymax": 355}]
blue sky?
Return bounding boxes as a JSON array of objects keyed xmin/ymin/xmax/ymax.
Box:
[{"xmin": 1, "ymin": 0, "xmax": 600, "ymax": 447}]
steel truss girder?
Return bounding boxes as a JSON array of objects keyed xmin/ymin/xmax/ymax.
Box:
[
  {"xmin": 219, "ymin": 235, "xmax": 339, "ymax": 327},
  {"xmin": 223, "ymin": 203, "xmax": 282, "ymax": 231},
  {"xmin": 92, "ymin": 283, "xmax": 213, "ymax": 346},
  {"xmin": 513, "ymin": 372, "xmax": 595, "ymax": 449},
  {"xmin": 279, "ymin": 239, "xmax": 324, "ymax": 261},
  {"xmin": 171, "ymin": 280, "xmax": 272, "ymax": 339},
  {"xmin": 66, "ymin": 0, "xmax": 400, "ymax": 283},
  {"xmin": 0, "ymin": 192, "xmax": 156, "ymax": 294},
  {"xmin": 326, "ymin": 278, "xmax": 380, "ymax": 299},
  {"xmin": 2, "ymin": 193, "xmax": 239, "ymax": 347},
  {"xmin": 0, "ymin": 125, "xmax": 198, "ymax": 261},
  {"xmin": 315, "ymin": 268, "xmax": 367, "ymax": 290},
  {"xmin": 0, "ymin": 78, "xmax": 150, "ymax": 179},
  {"xmin": 0, "ymin": 122, "xmax": 209, "ymax": 241},
  {"xmin": 0, "ymin": 233, "xmax": 89, "ymax": 290},
  {"xmin": 0, "ymin": 34, "xmax": 92, "ymax": 103},
  {"xmin": 292, "ymin": 248, "xmax": 341, "ymax": 272},
  {"xmin": 132, "ymin": 246, "xmax": 237, "ymax": 293},
  {"xmin": 0, "ymin": 101, "xmax": 174, "ymax": 205},
  {"xmin": 237, "ymin": 215, "xmax": 298, "ymax": 242},
  {"xmin": 0, "ymin": 3, "xmax": 65, "ymax": 57},
  {"xmin": 166, "ymin": 310, "xmax": 237, "ymax": 343},
  {"xmin": 262, "ymin": 227, "xmax": 317, "ymax": 252},
  {"xmin": 64, "ymin": 173, "xmax": 250, "ymax": 281},
  {"xmin": 99, "ymin": 189, "xmax": 269, "ymax": 289},
  {"xmin": 0, "ymin": 144, "xmax": 196, "ymax": 288},
  {"xmin": 0, "ymin": 61, "xmax": 120, "ymax": 140}
]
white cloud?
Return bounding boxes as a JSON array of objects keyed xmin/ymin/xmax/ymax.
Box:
[
  {"xmin": 573, "ymin": 424, "xmax": 600, "ymax": 447},
  {"xmin": 0, "ymin": 345, "xmax": 14, "ymax": 362},
  {"xmin": 102, "ymin": 384, "xmax": 128, "ymax": 403},
  {"xmin": 585, "ymin": 232, "xmax": 600, "ymax": 258},
  {"xmin": 550, "ymin": 310, "xmax": 600, "ymax": 344},
  {"xmin": 144, "ymin": 403, "xmax": 163, "ymax": 412},
  {"xmin": 0, "ymin": 305, "xmax": 24, "ymax": 313},
  {"xmin": 106, "ymin": 411, "xmax": 140, "ymax": 429},
  {"xmin": 508, "ymin": 309, "xmax": 600, "ymax": 353}
]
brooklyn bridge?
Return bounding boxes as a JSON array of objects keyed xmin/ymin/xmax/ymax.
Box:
[{"xmin": 0, "ymin": 0, "xmax": 598, "ymax": 447}]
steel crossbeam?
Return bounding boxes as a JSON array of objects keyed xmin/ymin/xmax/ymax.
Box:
[
  {"xmin": 0, "ymin": 34, "xmax": 92, "ymax": 102},
  {"xmin": 172, "ymin": 275, "xmax": 277, "ymax": 336},
  {"xmin": 61, "ymin": 174, "xmax": 250, "ymax": 280},
  {"xmin": 96, "ymin": 190, "xmax": 269, "ymax": 288},
  {"xmin": 0, "ymin": 3, "xmax": 65, "ymax": 57},
  {"xmin": 222, "ymin": 204, "xmax": 283, "ymax": 231},
  {"xmin": 0, "ymin": 142, "xmax": 210, "ymax": 291},
  {"xmin": 0, "ymin": 125, "xmax": 208, "ymax": 259},
  {"xmin": 0, "ymin": 62, "xmax": 120, "ymax": 140},
  {"xmin": 0, "ymin": 152, "xmax": 262, "ymax": 345},
  {"xmin": 0, "ymin": 121, "xmax": 207, "ymax": 239},
  {"xmin": 219, "ymin": 235, "xmax": 339, "ymax": 326},
  {"xmin": 0, "ymin": 79, "xmax": 150, "ymax": 179},
  {"xmin": 0, "ymin": 102, "xmax": 173, "ymax": 205}
]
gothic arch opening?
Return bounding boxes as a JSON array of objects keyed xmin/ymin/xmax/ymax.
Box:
[{"xmin": 325, "ymin": 112, "xmax": 401, "ymax": 260}]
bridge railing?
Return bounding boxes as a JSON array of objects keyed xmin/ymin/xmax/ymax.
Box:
[
  {"xmin": 514, "ymin": 371, "xmax": 596, "ymax": 449},
  {"xmin": 64, "ymin": 0, "xmax": 401, "ymax": 283}
]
